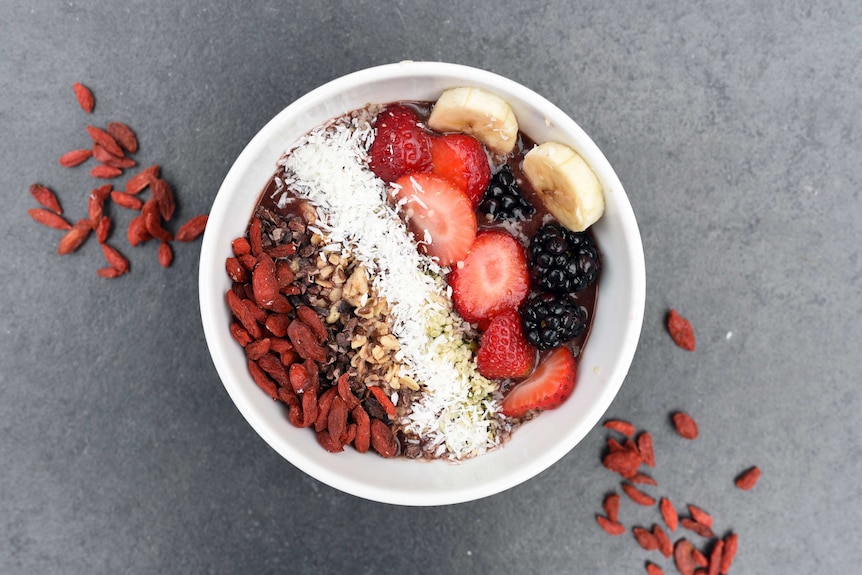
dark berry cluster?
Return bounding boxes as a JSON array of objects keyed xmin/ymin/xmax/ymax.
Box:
[
  {"xmin": 478, "ymin": 165, "xmax": 535, "ymax": 222},
  {"xmin": 520, "ymin": 293, "xmax": 588, "ymax": 350},
  {"xmin": 528, "ymin": 223, "xmax": 601, "ymax": 293}
]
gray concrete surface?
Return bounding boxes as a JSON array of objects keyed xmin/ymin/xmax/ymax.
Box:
[{"xmin": 2, "ymin": 0, "xmax": 860, "ymax": 573}]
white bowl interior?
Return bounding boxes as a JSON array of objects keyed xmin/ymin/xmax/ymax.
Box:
[{"xmin": 199, "ymin": 62, "xmax": 645, "ymax": 506}]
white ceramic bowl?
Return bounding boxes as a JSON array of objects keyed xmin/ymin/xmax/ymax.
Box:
[{"xmin": 199, "ymin": 61, "xmax": 645, "ymax": 506}]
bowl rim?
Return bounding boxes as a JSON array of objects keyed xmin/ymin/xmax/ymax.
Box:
[{"xmin": 199, "ymin": 61, "xmax": 646, "ymax": 505}]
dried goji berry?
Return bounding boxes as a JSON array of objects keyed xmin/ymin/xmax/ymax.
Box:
[
  {"xmin": 90, "ymin": 164, "xmax": 123, "ymax": 179},
  {"xmin": 142, "ymin": 199, "xmax": 173, "ymax": 241},
  {"xmin": 175, "ymin": 214, "xmax": 208, "ymax": 242},
  {"xmin": 232, "ymin": 237, "xmax": 251, "ymax": 257},
  {"xmin": 247, "ymin": 360, "xmax": 278, "ymax": 400},
  {"xmin": 257, "ymin": 352, "xmax": 290, "ymax": 388},
  {"xmin": 101, "ymin": 244, "xmax": 129, "ymax": 274},
  {"xmin": 652, "ymin": 524, "xmax": 673, "ymax": 558},
  {"xmin": 125, "ymin": 165, "xmax": 159, "ymax": 195},
  {"xmin": 245, "ymin": 338, "xmax": 271, "ymax": 361},
  {"xmin": 158, "ymin": 241, "xmax": 173, "ymax": 268},
  {"xmin": 637, "ymin": 431, "xmax": 656, "ymax": 467},
  {"xmin": 707, "ymin": 539, "xmax": 724, "ymax": 575},
  {"xmin": 316, "ymin": 430, "xmax": 344, "ymax": 452},
  {"xmin": 249, "ymin": 216, "xmax": 263, "ymax": 256},
  {"xmin": 687, "ymin": 505, "xmax": 713, "ymax": 528},
  {"xmin": 351, "ymin": 405, "xmax": 371, "ymax": 453},
  {"xmin": 645, "ymin": 562, "xmax": 664, "ymax": 575},
  {"xmin": 230, "ymin": 322, "xmax": 253, "ymax": 347},
  {"xmin": 106, "ymin": 121, "xmax": 138, "ymax": 153},
  {"xmin": 95, "ymin": 216, "xmax": 111, "ymax": 243},
  {"xmin": 633, "ymin": 526, "xmax": 659, "ymax": 551},
  {"xmin": 672, "ymin": 411, "xmax": 699, "ymax": 439},
  {"xmin": 667, "ymin": 309, "xmax": 696, "ymax": 351},
  {"xmin": 288, "ymin": 362, "xmax": 311, "ymax": 394},
  {"xmin": 660, "ymin": 497, "xmax": 678, "ymax": 532},
  {"xmin": 673, "ymin": 539, "xmax": 696, "ymax": 575},
  {"xmin": 57, "ymin": 219, "xmax": 92, "ymax": 255},
  {"xmin": 110, "ymin": 190, "xmax": 144, "ymax": 210},
  {"xmin": 86, "ymin": 125, "xmax": 123, "ymax": 157},
  {"xmin": 29, "ymin": 184, "xmax": 63, "ymax": 214},
  {"xmin": 337, "ymin": 373, "xmax": 360, "ymax": 410},
  {"xmin": 328, "ymin": 395, "xmax": 348, "ymax": 443},
  {"xmin": 314, "ymin": 387, "xmax": 338, "ymax": 432},
  {"xmin": 602, "ymin": 449, "xmax": 641, "ymax": 478},
  {"xmin": 286, "ymin": 320, "xmax": 327, "ymax": 362},
  {"xmin": 603, "ymin": 419, "xmax": 635, "ymax": 436},
  {"xmin": 225, "ymin": 290, "xmax": 262, "ymax": 340},
  {"xmin": 265, "ymin": 243, "xmax": 297, "ymax": 258},
  {"xmin": 127, "ymin": 214, "xmax": 151, "ymax": 246},
  {"xmin": 622, "ymin": 482, "xmax": 656, "ymax": 506},
  {"xmin": 719, "ymin": 533, "xmax": 738, "ymax": 573},
  {"xmin": 73, "ymin": 82, "xmax": 94, "ymax": 113},
  {"xmin": 300, "ymin": 385, "xmax": 318, "ymax": 428},
  {"xmin": 630, "ymin": 472, "xmax": 658, "ymax": 486},
  {"xmin": 692, "ymin": 547, "xmax": 708, "ymax": 567},
  {"xmin": 59, "ymin": 148, "xmax": 93, "ymax": 167},
  {"xmin": 150, "ymin": 178, "xmax": 175, "ymax": 221},
  {"xmin": 252, "ymin": 253, "xmax": 280, "ymax": 308},
  {"xmin": 734, "ymin": 466, "xmax": 761, "ymax": 490},
  {"xmin": 603, "ymin": 492, "xmax": 620, "ymax": 523},
  {"xmin": 595, "ymin": 515, "xmax": 625, "ymax": 536},
  {"xmin": 296, "ymin": 305, "xmax": 328, "ymax": 343},
  {"xmin": 370, "ymin": 418, "xmax": 397, "ymax": 458},
  {"xmin": 368, "ymin": 385, "xmax": 397, "ymax": 419},
  {"xmin": 28, "ymin": 208, "xmax": 71, "ymax": 230},
  {"xmin": 680, "ymin": 518, "xmax": 715, "ymax": 539}
]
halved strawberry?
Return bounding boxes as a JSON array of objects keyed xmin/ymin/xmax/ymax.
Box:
[
  {"xmin": 501, "ymin": 347, "xmax": 577, "ymax": 418},
  {"xmin": 391, "ymin": 173, "xmax": 477, "ymax": 266},
  {"xmin": 429, "ymin": 134, "xmax": 491, "ymax": 207},
  {"xmin": 476, "ymin": 309, "xmax": 537, "ymax": 380},
  {"xmin": 448, "ymin": 230, "xmax": 530, "ymax": 325},
  {"xmin": 368, "ymin": 105, "xmax": 433, "ymax": 182}
]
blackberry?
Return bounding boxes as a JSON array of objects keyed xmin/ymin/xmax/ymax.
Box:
[
  {"xmin": 528, "ymin": 222, "xmax": 601, "ymax": 293},
  {"xmin": 520, "ymin": 293, "xmax": 588, "ymax": 350},
  {"xmin": 478, "ymin": 165, "xmax": 535, "ymax": 222}
]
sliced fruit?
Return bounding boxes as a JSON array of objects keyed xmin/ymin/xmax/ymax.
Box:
[
  {"xmin": 522, "ymin": 141, "xmax": 605, "ymax": 232},
  {"xmin": 476, "ymin": 309, "xmax": 537, "ymax": 380},
  {"xmin": 448, "ymin": 230, "xmax": 530, "ymax": 325},
  {"xmin": 501, "ymin": 346, "xmax": 577, "ymax": 418},
  {"xmin": 368, "ymin": 105, "xmax": 433, "ymax": 182},
  {"xmin": 391, "ymin": 173, "xmax": 477, "ymax": 266},
  {"xmin": 427, "ymin": 87, "xmax": 519, "ymax": 154},
  {"xmin": 429, "ymin": 133, "xmax": 491, "ymax": 207}
]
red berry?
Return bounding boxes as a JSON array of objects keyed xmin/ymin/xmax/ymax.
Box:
[
  {"xmin": 476, "ymin": 310, "xmax": 537, "ymax": 380},
  {"xmin": 448, "ymin": 230, "xmax": 529, "ymax": 325},
  {"xmin": 429, "ymin": 134, "xmax": 491, "ymax": 207},
  {"xmin": 368, "ymin": 105, "xmax": 432, "ymax": 182},
  {"xmin": 501, "ymin": 347, "xmax": 577, "ymax": 417},
  {"xmin": 391, "ymin": 173, "xmax": 477, "ymax": 266}
]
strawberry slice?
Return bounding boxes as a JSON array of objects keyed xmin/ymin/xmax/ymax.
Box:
[
  {"xmin": 391, "ymin": 173, "xmax": 477, "ymax": 266},
  {"xmin": 501, "ymin": 347, "xmax": 577, "ymax": 418},
  {"xmin": 448, "ymin": 230, "xmax": 530, "ymax": 325},
  {"xmin": 429, "ymin": 134, "xmax": 491, "ymax": 207},
  {"xmin": 368, "ymin": 105, "xmax": 433, "ymax": 182},
  {"xmin": 476, "ymin": 309, "xmax": 537, "ymax": 380}
]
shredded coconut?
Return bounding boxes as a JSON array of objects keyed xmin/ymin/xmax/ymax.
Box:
[{"xmin": 277, "ymin": 112, "xmax": 505, "ymax": 460}]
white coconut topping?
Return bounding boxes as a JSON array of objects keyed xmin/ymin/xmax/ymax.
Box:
[{"xmin": 277, "ymin": 112, "xmax": 504, "ymax": 460}]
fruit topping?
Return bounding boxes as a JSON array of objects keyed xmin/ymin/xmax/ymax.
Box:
[
  {"xmin": 368, "ymin": 105, "xmax": 433, "ymax": 182},
  {"xmin": 427, "ymin": 87, "xmax": 519, "ymax": 154},
  {"xmin": 448, "ymin": 230, "xmax": 530, "ymax": 325},
  {"xmin": 501, "ymin": 346, "xmax": 577, "ymax": 417},
  {"xmin": 476, "ymin": 309, "xmax": 537, "ymax": 380},
  {"xmin": 429, "ymin": 133, "xmax": 491, "ymax": 207},
  {"xmin": 390, "ymin": 173, "xmax": 477, "ymax": 266},
  {"xmin": 528, "ymin": 222, "xmax": 601, "ymax": 293},
  {"xmin": 520, "ymin": 292, "xmax": 588, "ymax": 350},
  {"xmin": 478, "ymin": 164, "xmax": 535, "ymax": 222},
  {"xmin": 522, "ymin": 141, "xmax": 604, "ymax": 232}
]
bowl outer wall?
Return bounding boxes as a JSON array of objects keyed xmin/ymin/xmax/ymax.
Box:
[{"xmin": 199, "ymin": 61, "xmax": 646, "ymax": 506}]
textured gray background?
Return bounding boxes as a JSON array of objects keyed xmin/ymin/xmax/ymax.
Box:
[{"xmin": 2, "ymin": 0, "xmax": 860, "ymax": 573}]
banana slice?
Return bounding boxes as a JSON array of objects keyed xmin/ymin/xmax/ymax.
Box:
[
  {"xmin": 522, "ymin": 142, "xmax": 605, "ymax": 232},
  {"xmin": 427, "ymin": 87, "xmax": 519, "ymax": 154}
]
